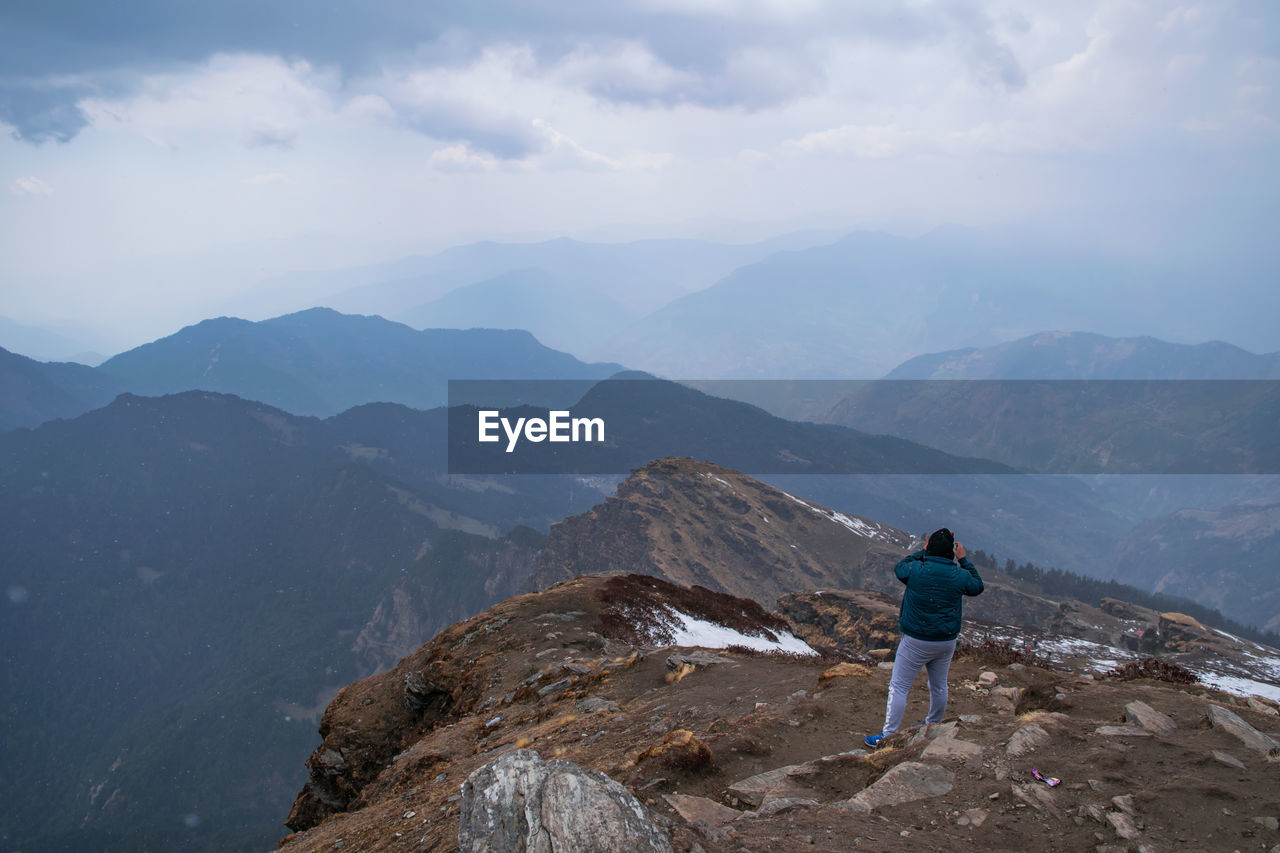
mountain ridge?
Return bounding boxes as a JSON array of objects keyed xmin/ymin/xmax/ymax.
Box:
[
  {"xmin": 88, "ymin": 308, "xmax": 624, "ymax": 418},
  {"xmin": 884, "ymin": 330, "xmax": 1280, "ymax": 380}
]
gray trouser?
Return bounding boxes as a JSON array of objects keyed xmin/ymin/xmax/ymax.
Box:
[{"xmin": 881, "ymin": 633, "xmax": 957, "ymax": 735}]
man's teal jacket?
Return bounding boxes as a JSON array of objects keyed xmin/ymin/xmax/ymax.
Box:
[{"xmin": 894, "ymin": 549, "xmax": 985, "ymax": 642}]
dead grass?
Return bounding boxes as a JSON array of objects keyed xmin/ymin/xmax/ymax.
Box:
[
  {"xmin": 666, "ymin": 663, "xmax": 696, "ymax": 684},
  {"xmin": 956, "ymin": 637, "xmax": 1052, "ymax": 669},
  {"xmin": 598, "ymin": 573, "xmax": 791, "ymax": 647},
  {"xmin": 819, "ymin": 662, "xmax": 873, "ymax": 682},
  {"xmin": 631, "ymin": 729, "xmax": 714, "ymax": 773},
  {"xmin": 1105, "ymin": 657, "xmax": 1199, "ymax": 685}
]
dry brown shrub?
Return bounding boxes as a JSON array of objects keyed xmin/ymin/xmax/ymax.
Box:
[
  {"xmin": 632, "ymin": 729, "xmax": 714, "ymax": 773},
  {"xmin": 819, "ymin": 662, "xmax": 873, "ymax": 681},
  {"xmin": 666, "ymin": 663, "xmax": 696, "ymax": 684},
  {"xmin": 598, "ymin": 573, "xmax": 790, "ymax": 647}
]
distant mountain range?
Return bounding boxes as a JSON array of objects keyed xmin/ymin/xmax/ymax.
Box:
[
  {"xmin": 599, "ymin": 232, "xmax": 1280, "ymax": 378},
  {"xmin": 99, "ymin": 307, "xmax": 625, "ymax": 417},
  {"xmin": 449, "ymin": 375, "xmax": 1015, "ymax": 476},
  {"xmin": 0, "ymin": 346, "xmax": 122, "ymax": 431},
  {"xmin": 0, "ymin": 315, "xmax": 104, "ymax": 364},
  {"xmin": 885, "ymin": 331, "xmax": 1280, "ymax": 379},
  {"xmin": 233, "ymin": 234, "xmax": 836, "ymax": 322},
  {"xmin": 1, "ymin": 391, "xmax": 439, "ymax": 850},
  {"xmin": 397, "ymin": 267, "xmax": 638, "ymax": 355},
  {"xmin": 0, "ymin": 390, "xmax": 600, "ymax": 852},
  {"xmin": 1110, "ymin": 494, "xmax": 1280, "ymax": 634},
  {"xmin": 0, "ymin": 308, "xmax": 623, "ymax": 429},
  {"xmin": 822, "ymin": 379, "xmax": 1280, "ymax": 475}
]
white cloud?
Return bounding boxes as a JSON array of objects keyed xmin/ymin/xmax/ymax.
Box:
[
  {"xmin": 239, "ymin": 172, "xmax": 289, "ymax": 185},
  {"xmin": 424, "ymin": 120, "xmax": 674, "ymax": 173},
  {"xmin": 79, "ymin": 54, "xmax": 340, "ymax": 148},
  {"xmin": 9, "ymin": 176, "xmax": 54, "ymax": 196},
  {"xmin": 426, "ymin": 143, "xmax": 501, "ymax": 172},
  {"xmin": 2, "ymin": 0, "xmax": 1277, "ymax": 342},
  {"xmin": 552, "ymin": 40, "xmax": 697, "ymax": 102},
  {"xmin": 785, "ymin": 123, "xmax": 921, "ymax": 158}
]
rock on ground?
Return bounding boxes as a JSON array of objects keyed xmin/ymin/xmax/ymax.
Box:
[
  {"xmin": 662, "ymin": 794, "xmax": 741, "ymax": 828},
  {"xmin": 1106, "ymin": 810, "xmax": 1141, "ymax": 840},
  {"xmin": 727, "ymin": 764, "xmax": 803, "ymax": 808},
  {"xmin": 459, "ymin": 749, "xmax": 674, "ymax": 853},
  {"xmin": 1006, "ymin": 722, "xmax": 1050, "ymax": 757},
  {"xmin": 1124, "ymin": 700, "xmax": 1176, "ymax": 735},
  {"xmin": 839, "ymin": 761, "xmax": 955, "ymax": 813},
  {"xmin": 1207, "ymin": 704, "xmax": 1280, "ymax": 757},
  {"xmin": 1212, "ymin": 750, "xmax": 1246, "ymax": 770},
  {"xmin": 1095, "ymin": 725, "xmax": 1153, "ymax": 737},
  {"xmin": 920, "ymin": 722, "xmax": 984, "ymax": 761}
]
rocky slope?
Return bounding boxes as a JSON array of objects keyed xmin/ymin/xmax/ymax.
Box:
[
  {"xmin": 531, "ymin": 457, "xmax": 910, "ymax": 606},
  {"xmin": 533, "ymin": 457, "xmax": 1062, "ymax": 629},
  {"xmin": 279, "ymin": 573, "xmax": 1280, "ymax": 853},
  {"xmin": 279, "ymin": 458, "xmax": 1280, "ymax": 851}
]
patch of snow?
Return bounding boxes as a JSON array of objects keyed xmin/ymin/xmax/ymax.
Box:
[
  {"xmin": 779, "ymin": 490, "xmax": 896, "ymax": 543},
  {"xmin": 699, "ymin": 472, "xmax": 736, "ymax": 491},
  {"xmin": 1036, "ymin": 636, "xmax": 1138, "ymax": 673},
  {"xmin": 1240, "ymin": 650, "xmax": 1280, "ymax": 680},
  {"xmin": 655, "ymin": 606, "xmax": 817, "ymax": 656},
  {"xmin": 1194, "ymin": 672, "xmax": 1280, "ymax": 703}
]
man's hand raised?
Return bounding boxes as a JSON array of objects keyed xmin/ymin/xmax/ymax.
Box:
[{"xmin": 954, "ymin": 542, "xmax": 966, "ymax": 561}]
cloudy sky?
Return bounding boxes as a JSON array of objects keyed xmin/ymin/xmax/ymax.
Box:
[{"xmin": 1, "ymin": 1, "xmax": 1277, "ymax": 348}]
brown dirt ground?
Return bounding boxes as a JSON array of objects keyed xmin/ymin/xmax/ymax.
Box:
[{"xmin": 278, "ymin": 576, "xmax": 1280, "ymax": 853}]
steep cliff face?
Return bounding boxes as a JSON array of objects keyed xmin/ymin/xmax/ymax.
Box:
[
  {"xmin": 532, "ymin": 457, "xmax": 912, "ymax": 606},
  {"xmin": 351, "ymin": 528, "xmax": 545, "ymax": 676}
]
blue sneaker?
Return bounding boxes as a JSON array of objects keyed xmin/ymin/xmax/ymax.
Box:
[{"xmin": 864, "ymin": 733, "xmax": 884, "ymax": 749}]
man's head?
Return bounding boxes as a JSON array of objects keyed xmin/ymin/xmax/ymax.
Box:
[{"xmin": 926, "ymin": 528, "xmax": 955, "ymax": 558}]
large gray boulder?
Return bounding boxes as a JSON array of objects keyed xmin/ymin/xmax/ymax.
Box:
[
  {"xmin": 1124, "ymin": 700, "xmax": 1176, "ymax": 735},
  {"xmin": 459, "ymin": 749, "xmax": 674, "ymax": 853},
  {"xmin": 839, "ymin": 761, "xmax": 955, "ymax": 813},
  {"xmin": 1207, "ymin": 704, "xmax": 1280, "ymax": 757}
]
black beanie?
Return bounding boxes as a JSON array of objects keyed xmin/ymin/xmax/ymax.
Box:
[{"xmin": 926, "ymin": 528, "xmax": 955, "ymax": 558}]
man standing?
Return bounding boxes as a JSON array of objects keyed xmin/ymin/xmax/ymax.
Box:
[{"xmin": 865, "ymin": 528, "xmax": 984, "ymax": 748}]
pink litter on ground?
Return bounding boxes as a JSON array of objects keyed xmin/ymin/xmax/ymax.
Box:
[{"xmin": 1031, "ymin": 769, "xmax": 1061, "ymax": 787}]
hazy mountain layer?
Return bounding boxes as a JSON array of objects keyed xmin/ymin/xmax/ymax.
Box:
[
  {"xmin": 601, "ymin": 232, "xmax": 1277, "ymax": 379},
  {"xmin": 0, "ymin": 345, "xmax": 123, "ymax": 430},
  {"xmin": 885, "ymin": 330, "xmax": 1280, "ymax": 379},
  {"xmin": 0, "ymin": 392, "xmax": 579, "ymax": 852},
  {"xmin": 1110, "ymin": 493, "xmax": 1280, "ymax": 634},
  {"xmin": 96, "ymin": 307, "xmax": 622, "ymax": 417},
  {"xmin": 0, "ymin": 315, "xmax": 100, "ymax": 363},
  {"xmin": 238, "ymin": 235, "xmax": 835, "ymax": 321},
  {"xmin": 397, "ymin": 267, "xmax": 638, "ymax": 356},
  {"xmin": 823, "ymin": 379, "xmax": 1280, "ymax": 475}
]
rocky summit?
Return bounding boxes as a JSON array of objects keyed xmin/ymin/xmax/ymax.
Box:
[
  {"xmin": 276, "ymin": 458, "xmax": 1280, "ymax": 852},
  {"xmin": 279, "ymin": 571, "xmax": 1280, "ymax": 852}
]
